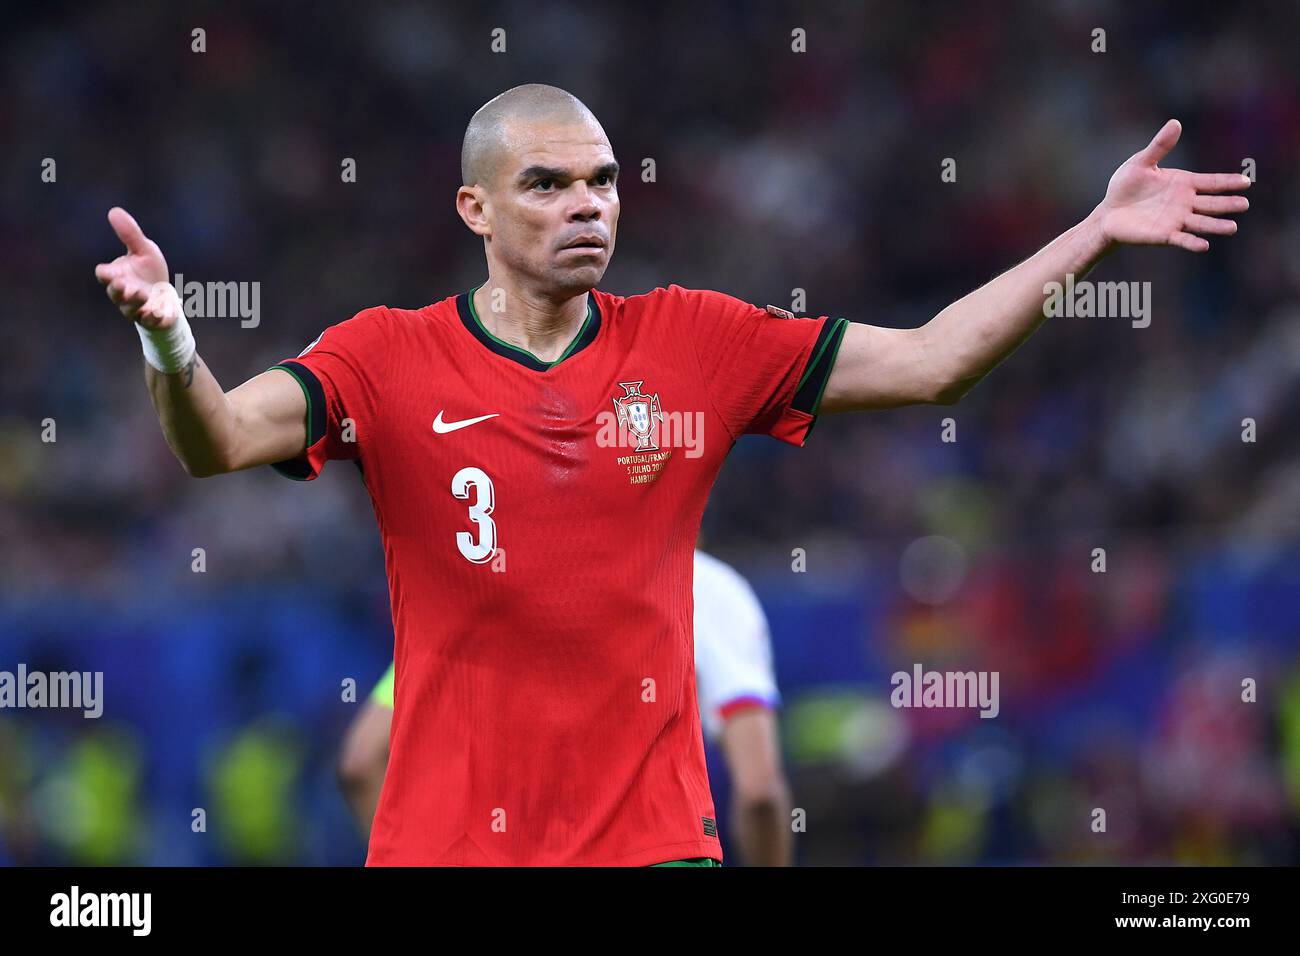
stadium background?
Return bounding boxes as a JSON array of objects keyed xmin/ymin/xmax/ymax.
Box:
[{"xmin": 1, "ymin": 1, "xmax": 1297, "ymax": 865}]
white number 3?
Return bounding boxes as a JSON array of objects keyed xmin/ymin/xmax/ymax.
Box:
[{"xmin": 451, "ymin": 466, "xmax": 497, "ymax": 563}]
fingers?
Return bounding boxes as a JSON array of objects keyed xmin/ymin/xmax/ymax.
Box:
[
  {"xmin": 101, "ymin": 272, "xmax": 154, "ymax": 312},
  {"xmin": 107, "ymin": 206, "xmax": 149, "ymax": 254},
  {"xmin": 103, "ymin": 276, "xmax": 176, "ymax": 327},
  {"xmin": 1135, "ymin": 118, "xmax": 1182, "ymax": 166},
  {"xmin": 1184, "ymin": 213, "xmax": 1238, "ymax": 236},
  {"xmin": 1169, "ymin": 231, "xmax": 1210, "ymax": 253},
  {"xmin": 1191, "ymin": 171, "xmax": 1252, "ymax": 193},
  {"xmin": 1180, "ymin": 187, "xmax": 1249, "ymax": 247},
  {"xmin": 139, "ymin": 282, "xmax": 181, "ymax": 329},
  {"xmin": 1192, "ymin": 194, "xmax": 1249, "ymax": 215},
  {"xmin": 105, "ymin": 278, "xmax": 139, "ymax": 322}
]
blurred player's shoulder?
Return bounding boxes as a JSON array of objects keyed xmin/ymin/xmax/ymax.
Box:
[
  {"xmin": 693, "ymin": 548, "xmax": 765, "ymax": 620},
  {"xmin": 693, "ymin": 548, "xmax": 779, "ymax": 740}
]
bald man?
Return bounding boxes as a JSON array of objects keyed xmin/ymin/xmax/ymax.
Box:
[{"xmin": 95, "ymin": 84, "xmax": 1249, "ymax": 866}]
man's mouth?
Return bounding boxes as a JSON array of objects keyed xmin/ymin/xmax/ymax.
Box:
[{"xmin": 561, "ymin": 236, "xmax": 607, "ymax": 253}]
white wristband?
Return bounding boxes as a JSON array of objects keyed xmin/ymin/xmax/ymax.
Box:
[{"xmin": 135, "ymin": 283, "xmax": 196, "ymax": 374}]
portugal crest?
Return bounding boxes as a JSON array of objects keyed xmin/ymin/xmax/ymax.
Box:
[{"xmin": 613, "ymin": 381, "xmax": 664, "ymax": 451}]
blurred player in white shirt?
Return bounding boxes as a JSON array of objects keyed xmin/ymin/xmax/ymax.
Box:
[
  {"xmin": 689, "ymin": 549, "xmax": 792, "ymax": 865},
  {"xmin": 339, "ymin": 548, "xmax": 793, "ymax": 865}
]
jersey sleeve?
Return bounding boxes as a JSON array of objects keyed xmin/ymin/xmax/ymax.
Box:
[
  {"xmin": 267, "ymin": 306, "xmax": 392, "ymax": 480},
  {"xmin": 694, "ymin": 560, "xmax": 782, "ymax": 743},
  {"xmin": 673, "ymin": 285, "xmax": 849, "ymax": 446}
]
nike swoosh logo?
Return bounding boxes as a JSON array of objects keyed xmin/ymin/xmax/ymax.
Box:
[{"xmin": 432, "ymin": 411, "xmax": 500, "ymax": 434}]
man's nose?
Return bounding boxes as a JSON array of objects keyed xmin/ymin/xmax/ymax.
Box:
[{"xmin": 567, "ymin": 181, "xmax": 601, "ymax": 220}]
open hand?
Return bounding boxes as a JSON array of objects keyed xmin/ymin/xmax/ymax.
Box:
[
  {"xmin": 1096, "ymin": 119, "xmax": 1250, "ymax": 253},
  {"xmin": 94, "ymin": 207, "xmax": 180, "ymax": 328}
]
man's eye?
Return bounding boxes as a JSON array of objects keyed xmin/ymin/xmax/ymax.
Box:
[
  {"xmin": 595, "ymin": 174, "xmax": 613, "ymax": 186},
  {"xmin": 533, "ymin": 179, "xmax": 553, "ymax": 191}
]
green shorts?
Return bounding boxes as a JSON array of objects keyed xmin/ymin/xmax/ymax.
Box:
[{"xmin": 650, "ymin": 857, "xmax": 721, "ymax": 867}]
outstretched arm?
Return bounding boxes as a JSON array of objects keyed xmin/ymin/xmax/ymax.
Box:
[
  {"xmin": 95, "ymin": 207, "xmax": 308, "ymax": 476},
  {"xmin": 819, "ymin": 119, "xmax": 1251, "ymax": 412}
]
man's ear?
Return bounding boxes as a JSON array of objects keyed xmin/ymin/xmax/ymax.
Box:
[{"xmin": 455, "ymin": 186, "xmax": 491, "ymax": 238}]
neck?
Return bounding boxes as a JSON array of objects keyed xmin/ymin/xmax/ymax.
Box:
[{"xmin": 472, "ymin": 278, "xmax": 590, "ymax": 364}]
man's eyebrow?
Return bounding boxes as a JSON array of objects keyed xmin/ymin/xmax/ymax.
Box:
[{"xmin": 516, "ymin": 161, "xmax": 620, "ymax": 185}]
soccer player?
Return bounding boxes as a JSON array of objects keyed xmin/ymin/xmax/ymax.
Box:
[
  {"xmin": 94, "ymin": 84, "xmax": 1248, "ymax": 865},
  {"xmin": 338, "ymin": 548, "xmax": 792, "ymax": 865}
]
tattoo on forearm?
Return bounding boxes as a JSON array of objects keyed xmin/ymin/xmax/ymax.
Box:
[{"xmin": 182, "ymin": 355, "xmax": 201, "ymax": 388}]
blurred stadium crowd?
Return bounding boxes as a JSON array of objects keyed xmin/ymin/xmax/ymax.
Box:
[{"xmin": 1, "ymin": 1, "xmax": 1297, "ymax": 864}]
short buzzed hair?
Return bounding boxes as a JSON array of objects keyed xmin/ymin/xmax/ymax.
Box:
[{"xmin": 461, "ymin": 84, "xmax": 600, "ymax": 188}]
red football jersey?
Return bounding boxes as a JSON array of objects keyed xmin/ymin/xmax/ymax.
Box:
[{"xmin": 270, "ymin": 284, "xmax": 848, "ymax": 865}]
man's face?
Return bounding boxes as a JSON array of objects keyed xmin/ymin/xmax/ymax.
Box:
[{"xmin": 479, "ymin": 119, "xmax": 619, "ymax": 298}]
